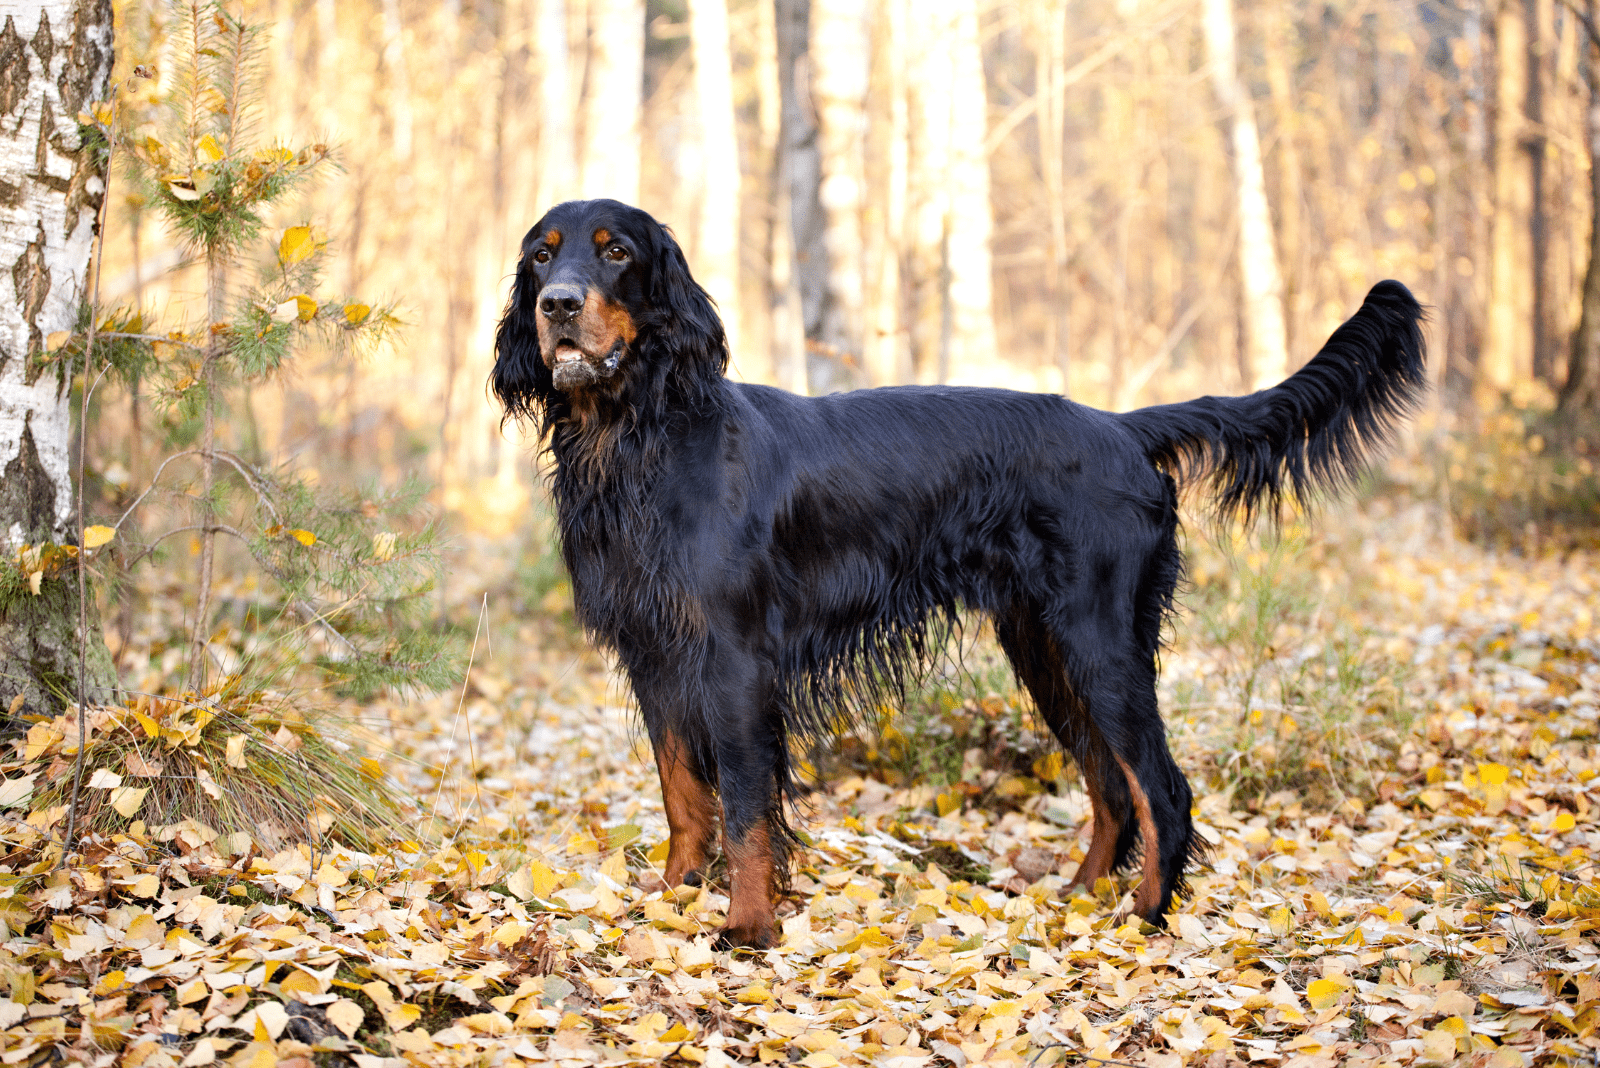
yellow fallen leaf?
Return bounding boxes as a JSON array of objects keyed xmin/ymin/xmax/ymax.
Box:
[
  {"xmin": 46, "ymin": 331, "xmax": 71, "ymax": 352},
  {"xmin": 1306, "ymin": 977, "xmax": 1348, "ymax": 1011},
  {"xmin": 110, "ymin": 786, "xmax": 148, "ymax": 818},
  {"xmin": 372, "ymin": 531, "xmax": 397, "ymax": 560},
  {"xmin": 0, "ymin": 773, "xmax": 37, "ymax": 809},
  {"xmin": 197, "ymin": 134, "xmax": 224, "ymax": 161},
  {"xmin": 326, "ymin": 998, "xmax": 363, "ymax": 1038},
  {"xmin": 225, "ymin": 734, "xmax": 248, "ymax": 769},
  {"xmin": 293, "ymin": 294, "xmax": 317, "ymax": 321},
  {"xmin": 343, "ymin": 302, "xmax": 371, "ymax": 325},
  {"xmin": 288, "ymin": 529, "xmax": 316, "ymax": 546},
  {"xmin": 82, "ymin": 525, "xmax": 115, "ymax": 549},
  {"xmin": 278, "ymin": 967, "xmax": 323, "ymax": 1000},
  {"xmin": 88, "ymin": 768, "xmax": 123, "ymax": 789}
]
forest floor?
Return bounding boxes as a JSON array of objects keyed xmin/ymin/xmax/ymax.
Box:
[{"xmin": 3, "ymin": 470, "xmax": 1599, "ymax": 1068}]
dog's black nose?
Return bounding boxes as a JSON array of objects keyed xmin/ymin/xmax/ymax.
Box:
[{"xmin": 540, "ymin": 283, "xmax": 585, "ymax": 323}]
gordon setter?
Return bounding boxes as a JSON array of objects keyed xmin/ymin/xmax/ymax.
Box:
[{"xmin": 492, "ymin": 199, "xmax": 1426, "ymax": 948}]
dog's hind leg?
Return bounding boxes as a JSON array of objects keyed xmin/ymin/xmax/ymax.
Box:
[
  {"xmin": 994, "ymin": 606, "xmax": 1133, "ymax": 892},
  {"xmin": 1054, "ymin": 628, "xmax": 1194, "ymax": 924}
]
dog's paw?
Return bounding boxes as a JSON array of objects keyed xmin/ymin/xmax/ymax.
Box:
[
  {"xmin": 712, "ymin": 922, "xmax": 777, "ymax": 951},
  {"xmin": 640, "ymin": 868, "xmax": 704, "ymax": 895}
]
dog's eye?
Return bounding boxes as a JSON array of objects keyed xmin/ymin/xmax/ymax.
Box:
[
  {"xmin": 605, "ymin": 245, "xmax": 629, "ymax": 262},
  {"xmin": 532, "ymin": 248, "xmax": 551, "ymax": 264}
]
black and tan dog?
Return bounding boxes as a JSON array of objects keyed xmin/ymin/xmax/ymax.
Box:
[{"xmin": 492, "ymin": 198, "xmax": 1427, "ymax": 948}]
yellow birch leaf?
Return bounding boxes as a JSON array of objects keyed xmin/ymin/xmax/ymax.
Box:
[
  {"xmin": 270, "ymin": 300, "xmax": 299, "ymax": 323},
  {"xmin": 83, "ymin": 525, "xmax": 115, "ymax": 548},
  {"xmin": 225, "ymin": 734, "xmax": 248, "ymax": 769},
  {"xmin": 87, "ymin": 768, "xmax": 123, "ymax": 789},
  {"xmin": 288, "ymin": 529, "xmax": 316, "ymax": 546},
  {"xmin": 0, "ymin": 774, "xmax": 37, "ymax": 809},
  {"xmin": 130, "ymin": 873, "xmax": 159, "ymax": 897},
  {"xmin": 383, "ymin": 1003, "xmax": 421, "ymax": 1030},
  {"xmin": 372, "ymin": 531, "xmax": 397, "ymax": 561},
  {"xmin": 132, "ymin": 709, "xmax": 161, "ymax": 738},
  {"xmin": 343, "ymin": 303, "xmax": 371, "ymax": 325},
  {"xmin": 28, "ymin": 571, "xmax": 42, "ymax": 596},
  {"xmin": 1305, "ymin": 978, "xmax": 1347, "ymax": 1011},
  {"xmin": 197, "ymin": 134, "xmax": 223, "ymax": 161},
  {"xmin": 166, "ymin": 180, "xmax": 201, "ymax": 201},
  {"xmin": 278, "ymin": 226, "xmax": 317, "ymax": 265},
  {"xmin": 294, "ymin": 295, "xmax": 317, "ymax": 321},
  {"xmin": 279, "ymin": 968, "xmax": 324, "ymax": 1000},
  {"xmin": 326, "ymin": 998, "xmax": 363, "ymax": 1038},
  {"xmin": 110, "ymin": 786, "xmax": 148, "ymax": 818},
  {"xmin": 1552, "ymin": 811, "xmax": 1576, "ymax": 833},
  {"xmin": 45, "ymin": 331, "xmax": 71, "ymax": 352}
]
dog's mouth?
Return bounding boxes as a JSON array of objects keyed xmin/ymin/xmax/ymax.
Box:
[{"xmin": 547, "ymin": 336, "xmax": 625, "ymax": 390}]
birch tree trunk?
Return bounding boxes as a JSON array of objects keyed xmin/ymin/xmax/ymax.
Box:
[
  {"xmin": 1201, "ymin": 0, "xmax": 1288, "ymax": 390},
  {"xmin": 941, "ymin": 0, "xmax": 1000, "ymax": 384},
  {"xmin": 0, "ymin": 0, "xmax": 117, "ymax": 720},
  {"xmin": 581, "ymin": 0, "xmax": 643, "ymax": 204},
  {"xmin": 755, "ymin": 0, "xmax": 806, "ymax": 391},
  {"xmin": 904, "ymin": 3, "xmax": 954, "ymax": 383},
  {"xmin": 535, "ymin": 0, "xmax": 577, "ymax": 210},
  {"xmin": 862, "ymin": 0, "xmax": 907, "ymax": 387},
  {"xmin": 688, "ymin": 0, "xmax": 741, "ymax": 358},
  {"xmin": 1562, "ymin": 3, "xmax": 1600, "ymax": 415},
  {"xmin": 776, "ymin": 0, "xmax": 831, "ymax": 393},
  {"xmin": 810, "ymin": 0, "xmax": 870, "ymax": 379},
  {"xmin": 1481, "ymin": 0, "xmax": 1534, "ymax": 401}
]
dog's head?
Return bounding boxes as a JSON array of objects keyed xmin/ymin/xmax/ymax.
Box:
[{"xmin": 492, "ymin": 199, "xmax": 727, "ymax": 430}]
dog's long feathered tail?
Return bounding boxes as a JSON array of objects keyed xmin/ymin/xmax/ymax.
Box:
[{"xmin": 1119, "ymin": 280, "xmax": 1427, "ymax": 520}]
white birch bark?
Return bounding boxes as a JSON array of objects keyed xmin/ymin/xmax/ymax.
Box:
[
  {"xmin": 535, "ymin": 0, "xmax": 577, "ymax": 210},
  {"xmin": 810, "ymin": 0, "xmax": 869, "ymax": 374},
  {"xmin": 941, "ymin": 0, "xmax": 1000, "ymax": 384},
  {"xmin": 1201, "ymin": 0, "xmax": 1289, "ymax": 390},
  {"xmin": 688, "ymin": 0, "xmax": 741, "ymax": 358},
  {"xmin": 0, "ymin": 0, "xmax": 117, "ymax": 714},
  {"xmin": 0, "ymin": 0, "xmax": 111, "ymax": 550},
  {"xmin": 379, "ymin": 0, "xmax": 413, "ymax": 162},
  {"xmin": 580, "ymin": 0, "xmax": 643, "ymax": 204}
]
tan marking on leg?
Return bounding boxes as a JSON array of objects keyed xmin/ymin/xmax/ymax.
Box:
[
  {"xmin": 719, "ymin": 820, "xmax": 778, "ymax": 948},
  {"xmin": 654, "ymin": 732, "xmax": 716, "ymax": 889},
  {"xmin": 1070, "ymin": 779, "xmax": 1119, "ymax": 889},
  {"xmin": 1114, "ymin": 754, "xmax": 1164, "ymax": 919}
]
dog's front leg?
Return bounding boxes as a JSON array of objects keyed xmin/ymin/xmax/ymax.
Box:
[{"xmin": 651, "ymin": 729, "xmax": 718, "ymax": 890}]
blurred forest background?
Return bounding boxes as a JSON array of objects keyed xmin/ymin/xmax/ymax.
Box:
[{"xmin": 79, "ymin": 0, "xmax": 1600, "ymax": 684}]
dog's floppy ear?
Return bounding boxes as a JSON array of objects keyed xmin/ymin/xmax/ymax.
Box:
[
  {"xmin": 647, "ymin": 222, "xmax": 729, "ymax": 389},
  {"xmin": 492, "ymin": 256, "xmax": 553, "ymax": 425}
]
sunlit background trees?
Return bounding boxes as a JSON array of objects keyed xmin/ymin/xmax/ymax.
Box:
[{"xmin": 91, "ymin": 0, "xmax": 1598, "ymax": 526}]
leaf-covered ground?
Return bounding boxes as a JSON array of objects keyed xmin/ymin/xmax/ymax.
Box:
[{"xmin": 3, "ymin": 494, "xmax": 1598, "ymax": 1068}]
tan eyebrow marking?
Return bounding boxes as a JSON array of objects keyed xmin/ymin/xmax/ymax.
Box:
[
  {"xmin": 594, "ymin": 228, "xmax": 611, "ymax": 246},
  {"xmin": 543, "ymin": 230, "xmax": 561, "ymax": 248}
]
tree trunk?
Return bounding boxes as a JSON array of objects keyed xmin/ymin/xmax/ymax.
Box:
[
  {"xmin": 0, "ymin": 0, "xmax": 117, "ymax": 721},
  {"xmin": 1562, "ymin": 3, "xmax": 1600, "ymax": 415},
  {"xmin": 1481, "ymin": 0, "xmax": 1535, "ymax": 402},
  {"xmin": 862, "ymin": 0, "xmax": 907, "ymax": 387},
  {"xmin": 1201, "ymin": 0, "xmax": 1288, "ymax": 390},
  {"xmin": 688, "ymin": 0, "xmax": 741, "ymax": 358},
  {"xmin": 1261, "ymin": 1, "xmax": 1304, "ymax": 361},
  {"xmin": 1527, "ymin": 0, "xmax": 1554, "ymax": 384},
  {"xmin": 940, "ymin": 0, "xmax": 999, "ymax": 385},
  {"xmin": 809, "ymin": 0, "xmax": 870, "ymax": 381},
  {"xmin": 776, "ymin": 0, "xmax": 832, "ymax": 393},
  {"xmin": 535, "ymin": 0, "xmax": 577, "ymax": 211},
  {"xmin": 904, "ymin": 1, "xmax": 954, "ymax": 383},
  {"xmin": 580, "ymin": 0, "xmax": 643, "ymax": 204}
]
